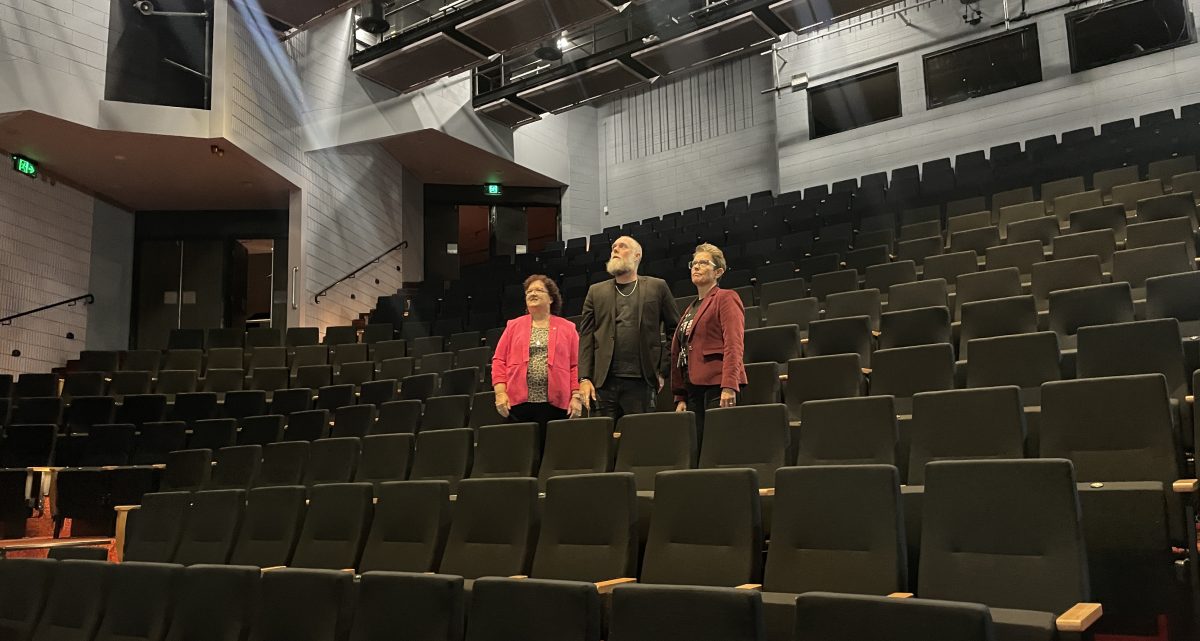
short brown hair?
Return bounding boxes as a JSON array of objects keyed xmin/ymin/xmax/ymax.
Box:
[
  {"xmin": 694, "ymin": 243, "xmax": 727, "ymax": 272},
  {"xmin": 524, "ymin": 274, "xmax": 563, "ymax": 314}
]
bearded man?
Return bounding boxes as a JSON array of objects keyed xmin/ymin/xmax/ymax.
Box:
[{"xmin": 577, "ymin": 235, "xmax": 680, "ymax": 419}]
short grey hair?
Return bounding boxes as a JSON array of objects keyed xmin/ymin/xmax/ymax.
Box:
[
  {"xmin": 694, "ymin": 243, "xmax": 727, "ymax": 272},
  {"xmin": 614, "ymin": 236, "xmax": 643, "ymax": 265}
]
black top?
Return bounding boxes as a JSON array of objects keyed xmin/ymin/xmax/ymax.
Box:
[
  {"xmin": 676, "ymin": 300, "xmax": 698, "ymax": 370},
  {"xmin": 609, "ymin": 280, "xmax": 643, "ymax": 379}
]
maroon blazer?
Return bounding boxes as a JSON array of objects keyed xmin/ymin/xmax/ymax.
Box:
[{"xmin": 669, "ymin": 286, "xmax": 747, "ymax": 401}]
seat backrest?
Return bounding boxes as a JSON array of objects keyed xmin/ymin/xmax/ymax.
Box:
[
  {"xmin": 349, "ymin": 572, "xmax": 464, "ymax": 641},
  {"xmin": 164, "ymin": 564, "xmax": 258, "ymax": 641},
  {"xmin": 640, "ymin": 469, "xmax": 763, "ymax": 586},
  {"xmin": 886, "ymin": 279, "xmax": 947, "ymax": 312},
  {"xmin": 532, "ymin": 472, "xmax": 638, "ymax": 582},
  {"xmin": 1077, "ymin": 318, "xmax": 1187, "ymax": 399},
  {"xmin": 0, "ymin": 423, "xmax": 56, "ymax": 468},
  {"xmin": 742, "ymin": 325, "xmax": 802, "ymax": 364},
  {"xmin": 124, "ymin": 491, "xmax": 192, "ymax": 563},
  {"xmin": 1052, "ymin": 229, "xmax": 1117, "ymax": 267},
  {"xmin": 160, "ymin": 448, "xmax": 213, "ymax": 491},
  {"xmin": 877, "ymin": 306, "xmax": 951, "ymax": 350},
  {"xmin": 355, "ymin": 434, "xmax": 413, "ymax": 487},
  {"xmin": 376, "ymin": 399, "xmax": 423, "ymax": 434},
  {"xmin": 81, "ymin": 423, "xmax": 137, "ymax": 467},
  {"xmin": 304, "ymin": 437, "xmax": 361, "ymax": 486},
  {"xmin": 608, "ymin": 583, "xmax": 764, "ymax": 641},
  {"xmin": 358, "ymin": 480, "xmax": 451, "ymax": 573},
  {"xmin": 922, "ymin": 251, "xmax": 977, "ymax": 286},
  {"xmin": 537, "ymin": 418, "xmax": 614, "ymax": 490},
  {"xmin": 94, "ymin": 561, "xmax": 183, "ymax": 641},
  {"xmin": 907, "ymin": 386, "xmax": 1026, "ymax": 485},
  {"xmin": 958, "ymin": 294, "xmax": 1037, "ymax": 358},
  {"xmin": 472, "ymin": 423, "xmax": 540, "ymax": 479},
  {"xmin": 174, "ymin": 489, "xmax": 245, "ymax": 565},
  {"xmin": 1135, "ymin": 191, "xmax": 1198, "ymax": 225},
  {"xmin": 765, "ymin": 465, "xmax": 905, "ymax": 594},
  {"xmin": 1145, "ymin": 270, "xmax": 1200, "ymax": 322},
  {"xmin": 1048, "ymin": 282, "xmax": 1135, "ymax": 339},
  {"xmin": 0, "ymin": 558, "xmax": 57, "ymax": 640},
  {"xmin": 966, "ymin": 331, "xmax": 1061, "ymax": 391},
  {"xmin": 421, "ymin": 395, "xmax": 471, "ymax": 431},
  {"xmin": 270, "ymin": 388, "xmax": 312, "ymax": 416},
  {"xmin": 208, "ymin": 445, "xmax": 262, "ymax": 490},
  {"xmin": 290, "ymin": 482, "xmax": 373, "ymax": 570},
  {"xmin": 256, "ymin": 441, "xmax": 310, "ymax": 486},
  {"xmin": 613, "ymin": 412, "xmax": 697, "ymax": 491},
  {"xmin": 1112, "ymin": 242, "xmax": 1192, "ymax": 288},
  {"xmin": 283, "ymin": 409, "xmax": 330, "ymax": 442},
  {"xmin": 698, "ymin": 404, "xmax": 789, "ymax": 487},
  {"xmin": 1031, "ymin": 255, "xmax": 1104, "ymax": 303},
  {"xmin": 792, "ymin": 592, "xmax": 994, "ymax": 641},
  {"xmin": 806, "ymin": 316, "xmax": 873, "ymax": 366},
  {"xmin": 825, "ymin": 289, "xmax": 881, "ymax": 330},
  {"xmin": 796, "ymin": 396, "xmax": 897, "ymax": 466},
  {"xmin": 229, "ymin": 485, "xmax": 307, "ymax": 567},
  {"xmin": 984, "ymin": 240, "xmax": 1044, "ymax": 275},
  {"xmin": 868, "ymin": 344, "xmax": 955, "ymax": 407},
  {"xmin": 410, "ymin": 428, "xmax": 474, "ymax": 492},
  {"xmin": 32, "ymin": 559, "xmax": 112, "ymax": 641},
  {"xmin": 918, "ymin": 459, "xmax": 1089, "ymax": 613},
  {"xmin": 784, "ymin": 354, "xmax": 862, "ymax": 417},
  {"xmin": 758, "ymin": 278, "xmax": 808, "ymax": 308},
  {"xmin": 438, "ymin": 477, "xmax": 539, "ymax": 580},
  {"xmin": 954, "ymin": 267, "xmax": 1021, "ymax": 319},
  {"xmin": 809, "ymin": 269, "xmax": 858, "ymax": 301},
  {"xmin": 206, "ymin": 347, "xmax": 244, "ymax": 371},
  {"xmin": 764, "ymin": 298, "xmax": 820, "ymax": 329},
  {"xmin": 253, "ymin": 568, "xmax": 354, "ymax": 641}
]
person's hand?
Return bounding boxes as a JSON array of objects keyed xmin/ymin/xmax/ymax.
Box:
[
  {"xmin": 674, "ymin": 401, "xmax": 687, "ymax": 412},
  {"xmin": 719, "ymin": 388, "xmax": 736, "ymax": 408},
  {"xmin": 495, "ymin": 391, "xmax": 510, "ymax": 418},
  {"xmin": 656, "ymin": 374, "xmax": 665, "ymax": 392},
  {"xmin": 578, "ymin": 379, "xmax": 597, "ymax": 409},
  {"xmin": 569, "ymin": 396, "xmax": 583, "ymax": 418}
]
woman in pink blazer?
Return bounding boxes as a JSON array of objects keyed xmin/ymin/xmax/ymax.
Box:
[{"xmin": 492, "ymin": 275, "xmax": 582, "ymax": 442}]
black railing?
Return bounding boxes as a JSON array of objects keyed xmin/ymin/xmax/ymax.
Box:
[
  {"xmin": 314, "ymin": 240, "xmax": 408, "ymax": 304},
  {"xmin": 0, "ymin": 294, "xmax": 94, "ymax": 326}
]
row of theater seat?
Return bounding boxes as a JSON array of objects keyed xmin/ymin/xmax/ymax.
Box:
[{"xmin": 0, "ymin": 556, "xmax": 1030, "ymax": 641}]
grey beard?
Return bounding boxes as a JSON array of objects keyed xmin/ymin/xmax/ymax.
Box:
[{"xmin": 606, "ymin": 257, "xmax": 633, "ymax": 276}]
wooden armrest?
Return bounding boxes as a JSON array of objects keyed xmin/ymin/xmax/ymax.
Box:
[
  {"xmin": 735, "ymin": 584, "xmax": 762, "ymax": 590},
  {"xmin": 799, "ymin": 338, "xmax": 809, "ymax": 344},
  {"xmin": 888, "ymin": 592, "xmax": 913, "ymax": 598},
  {"xmin": 260, "ymin": 566, "xmax": 286, "ymax": 573},
  {"xmin": 871, "ymin": 330, "xmax": 881, "ymax": 337},
  {"xmin": 594, "ymin": 578, "xmax": 636, "ymax": 594},
  {"xmin": 340, "ymin": 568, "xmax": 356, "ymax": 574},
  {"xmin": 759, "ymin": 488, "xmax": 775, "ymax": 497},
  {"xmin": 778, "ymin": 374, "xmax": 788, "ymax": 381},
  {"xmin": 28, "ymin": 466, "xmax": 62, "ymax": 473},
  {"xmin": 1056, "ymin": 602, "xmax": 1103, "ymax": 632},
  {"xmin": 612, "ymin": 432, "xmax": 621, "ymax": 439},
  {"xmin": 150, "ymin": 464, "xmax": 166, "ymax": 470},
  {"xmin": 509, "ymin": 575, "xmax": 528, "ymax": 579},
  {"xmin": 861, "ymin": 368, "xmax": 872, "ymax": 375},
  {"xmin": 113, "ymin": 505, "xmax": 141, "ymax": 512},
  {"xmin": 1187, "ymin": 395, "xmax": 1194, "ymax": 403},
  {"xmin": 1172, "ymin": 479, "xmax": 1198, "ymax": 493}
]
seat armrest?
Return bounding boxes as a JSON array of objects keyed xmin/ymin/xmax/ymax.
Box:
[
  {"xmin": 113, "ymin": 505, "xmax": 141, "ymax": 512},
  {"xmin": 1173, "ymin": 479, "xmax": 1199, "ymax": 493},
  {"xmin": 509, "ymin": 575, "xmax": 528, "ymax": 579},
  {"xmin": 1056, "ymin": 603, "xmax": 1103, "ymax": 632},
  {"xmin": 778, "ymin": 374, "xmax": 788, "ymax": 381},
  {"xmin": 888, "ymin": 592, "xmax": 913, "ymax": 598},
  {"xmin": 759, "ymin": 488, "xmax": 775, "ymax": 497},
  {"xmin": 735, "ymin": 584, "xmax": 762, "ymax": 590},
  {"xmin": 260, "ymin": 566, "xmax": 286, "ymax": 573},
  {"xmin": 594, "ymin": 578, "xmax": 636, "ymax": 594}
]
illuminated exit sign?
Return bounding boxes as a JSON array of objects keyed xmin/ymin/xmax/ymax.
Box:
[
  {"xmin": 485, "ymin": 183, "xmax": 502, "ymax": 196},
  {"xmin": 12, "ymin": 155, "xmax": 37, "ymax": 178}
]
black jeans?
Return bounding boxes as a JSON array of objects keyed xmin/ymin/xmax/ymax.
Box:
[
  {"xmin": 684, "ymin": 382, "xmax": 723, "ymax": 446},
  {"xmin": 509, "ymin": 402, "xmax": 568, "ymax": 451},
  {"xmin": 594, "ymin": 376, "xmax": 656, "ymax": 421}
]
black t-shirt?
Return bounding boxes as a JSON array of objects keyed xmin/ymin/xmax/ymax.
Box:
[
  {"xmin": 609, "ymin": 280, "xmax": 644, "ymax": 379},
  {"xmin": 676, "ymin": 301, "xmax": 698, "ymax": 370}
]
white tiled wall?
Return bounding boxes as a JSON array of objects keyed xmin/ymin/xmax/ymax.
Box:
[
  {"xmin": 0, "ymin": 0, "xmax": 109, "ymax": 88},
  {"xmin": 513, "ymin": 105, "xmax": 603, "ymax": 241},
  {"xmin": 0, "ymin": 169, "xmax": 94, "ymax": 375}
]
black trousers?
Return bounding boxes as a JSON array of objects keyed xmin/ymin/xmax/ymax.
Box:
[
  {"xmin": 595, "ymin": 376, "xmax": 656, "ymax": 421},
  {"xmin": 684, "ymin": 382, "xmax": 723, "ymax": 446},
  {"xmin": 508, "ymin": 402, "xmax": 568, "ymax": 450}
]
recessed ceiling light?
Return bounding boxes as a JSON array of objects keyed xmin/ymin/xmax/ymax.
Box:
[{"xmin": 114, "ymin": 154, "xmax": 126, "ymax": 160}]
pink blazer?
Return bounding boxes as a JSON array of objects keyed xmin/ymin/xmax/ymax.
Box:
[{"xmin": 491, "ymin": 314, "xmax": 580, "ymax": 410}]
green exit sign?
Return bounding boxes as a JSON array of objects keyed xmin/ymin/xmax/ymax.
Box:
[
  {"xmin": 485, "ymin": 183, "xmax": 502, "ymax": 196},
  {"xmin": 12, "ymin": 155, "xmax": 37, "ymax": 178}
]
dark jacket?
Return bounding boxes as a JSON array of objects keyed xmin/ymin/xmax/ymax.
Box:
[
  {"xmin": 669, "ymin": 286, "xmax": 747, "ymax": 401},
  {"xmin": 578, "ymin": 275, "xmax": 680, "ymax": 388}
]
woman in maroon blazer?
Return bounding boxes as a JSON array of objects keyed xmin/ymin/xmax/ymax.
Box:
[
  {"xmin": 492, "ymin": 274, "xmax": 583, "ymax": 442},
  {"xmin": 670, "ymin": 243, "xmax": 747, "ymax": 439}
]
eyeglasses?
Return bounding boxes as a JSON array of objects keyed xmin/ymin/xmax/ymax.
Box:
[
  {"xmin": 688, "ymin": 260, "xmax": 718, "ymax": 270},
  {"xmin": 526, "ymin": 289, "xmax": 548, "ymax": 295}
]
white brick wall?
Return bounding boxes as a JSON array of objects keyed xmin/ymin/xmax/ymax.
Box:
[
  {"xmin": 0, "ymin": 0, "xmax": 109, "ymax": 99},
  {"xmin": 514, "ymin": 105, "xmax": 603, "ymax": 241},
  {"xmin": 225, "ymin": 7, "xmax": 408, "ymax": 333},
  {"xmin": 0, "ymin": 168, "xmax": 94, "ymax": 375},
  {"xmin": 596, "ymin": 55, "xmax": 779, "ymax": 226}
]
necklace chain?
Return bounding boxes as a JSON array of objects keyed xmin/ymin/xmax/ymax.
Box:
[{"xmin": 615, "ymin": 278, "xmax": 639, "ymax": 298}]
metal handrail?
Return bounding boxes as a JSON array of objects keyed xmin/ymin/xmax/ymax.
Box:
[
  {"xmin": 0, "ymin": 294, "xmax": 94, "ymax": 326},
  {"xmin": 314, "ymin": 240, "xmax": 408, "ymax": 304}
]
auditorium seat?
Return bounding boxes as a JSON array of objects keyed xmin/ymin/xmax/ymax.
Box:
[
  {"xmin": 12, "ymin": 396, "xmax": 63, "ymax": 425},
  {"xmin": 0, "ymin": 557, "xmax": 57, "ymax": 639},
  {"xmin": 966, "ymin": 332, "xmax": 1061, "ymax": 407},
  {"xmin": 907, "ymin": 387, "xmax": 1026, "ymax": 485},
  {"xmin": 467, "ymin": 576, "xmax": 602, "ymax": 641},
  {"xmin": 1030, "ymin": 256, "xmax": 1104, "ymax": 312},
  {"xmin": 886, "ymin": 279, "xmax": 948, "ymax": 312},
  {"xmin": 208, "ymin": 445, "xmax": 262, "ymax": 490},
  {"xmin": 62, "ymin": 372, "xmax": 104, "ymax": 399},
  {"xmin": 805, "ymin": 316, "xmax": 873, "ymax": 367},
  {"xmin": 246, "ymin": 327, "xmax": 283, "ymax": 348},
  {"xmin": 759, "ymin": 278, "xmax": 808, "ymax": 309},
  {"xmin": 984, "ymin": 240, "xmax": 1044, "ymax": 277},
  {"xmin": 63, "ymin": 395, "xmax": 115, "ymax": 434},
  {"xmin": 421, "ymin": 395, "xmax": 470, "ymax": 431},
  {"xmin": 159, "ymin": 448, "xmax": 212, "ymax": 491},
  {"xmin": 795, "ymin": 397, "xmax": 897, "ymax": 467},
  {"xmin": 1052, "ymin": 229, "xmax": 1117, "ymax": 271},
  {"xmin": 699, "ymin": 405, "xmax": 788, "ymax": 490},
  {"xmin": 809, "ymin": 269, "xmax": 858, "ymax": 301},
  {"xmin": 400, "ymin": 373, "xmax": 439, "ymax": 402},
  {"xmin": 613, "ymin": 412, "xmax": 697, "ymax": 491},
  {"xmin": 784, "ymin": 354, "xmax": 864, "ymax": 419},
  {"xmin": 792, "ymin": 592, "xmax": 995, "ymax": 641},
  {"xmin": 864, "ymin": 260, "xmax": 917, "ymax": 295},
  {"xmin": 1136, "ymin": 192, "xmax": 1198, "ymax": 225},
  {"xmin": 761, "ymin": 465, "xmax": 907, "ymax": 641},
  {"xmin": 283, "ymin": 409, "xmax": 330, "ymax": 442},
  {"xmin": 915, "ymin": 459, "xmax": 1097, "ymax": 641},
  {"xmin": 315, "ymin": 384, "xmax": 355, "ymax": 411},
  {"xmin": 269, "ymin": 387, "xmax": 312, "ymax": 416},
  {"xmin": 1145, "ymin": 271, "xmax": 1200, "ymax": 335},
  {"xmin": 170, "ymin": 392, "xmax": 218, "ymax": 427},
  {"xmin": 256, "ymin": 441, "xmax": 310, "ymax": 487},
  {"xmin": 32, "ymin": 559, "xmax": 111, "ymax": 641},
  {"xmin": 253, "ymin": 568, "xmax": 354, "ymax": 641},
  {"xmin": 172, "ymin": 489, "xmax": 244, "ymax": 565},
  {"xmin": 123, "ymin": 491, "xmax": 191, "ymax": 563},
  {"xmin": 290, "ymin": 482, "xmax": 372, "ymax": 570},
  {"xmin": 228, "ymin": 485, "xmax": 306, "ymax": 567},
  {"xmin": 958, "ymin": 295, "xmax": 1038, "ymax": 359},
  {"xmin": 358, "ymin": 480, "xmax": 450, "ymax": 573},
  {"xmin": 471, "ymin": 423, "xmax": 539, "ymax": 479},
  {"xmin": 537, "ymin": 418, "xmax": 613, "ymax": 489},
  {"xmin": 1005, "ymin": 216, "xmax": 1060, "ymax": 246},
  {"xmin": 332, "ymin": 404, "xmax": 376, "ymax": 438},
  {"xmin": 1112, "ymin": 242, "xmax": 1192, "ymax": 299},
  {"xmin": 237, "ymin": 414, "xmax": 285, "ymax": 446},
  {"xmin": 439, "ymin": 477, "xmax": 538, "ymax": 580},
  {"xmin": 409, "ymin": 428, "xmax": 473, "ymax": 491},
  {"xmin": 358, "ymin": 379, "xmax": 397, "ymax": 406},
  {"xmin": 132, "ymin": 420, "xmax": 187, "ymax": 464},
  {"xmin": 94, "ymin": 560, "xmax": 181, "ymax": 641},
  {"xmin": 1113, "ymin": 179, "xmax": 1164, "ymax": 214},
  {"xmin": 953, "ymin": 267, "xmax": 1021, "ymax": 321},
  {"xmin": 764, "ymin": 298, "xmax": 819, "ymax": 333},
  {"xmin": 1048, "ymin": 282, "xmax": 1135, "ymax": 350},
  {"xmin": 303, "ymin": 437, "xmax": 360, "ymax": 486},
  {"xmin": 1126, "ymin": 217, "xmax": 1197, "ymax": 261},
  {"xmin": 922, "ymin": 251, "xmax": 977, "ymax": 292},
  {"xmin": 825, "ymin": 290, "xmax": 881, "ymax": 331},
  {"xmin": 878, "ymin": 306, "xmax": 951, "ymax": 350},
  {"xmin": 350, "ymin": 571, "xmax": 464, "ymax": 641},
  {"xmin": 869, "ymin": 344, "xmax": 955, "ymax": 416},
  {"xmin": 437, "ymin": 367, "xmax": 479, "ymax": 397}
]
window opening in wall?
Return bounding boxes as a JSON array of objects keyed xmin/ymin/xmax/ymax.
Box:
[
  {"xmin": 924, "ymin": 25, "xmax": 1042, "ymax": 110},
  {"xmin": 106, "ymin": 0, "xmax": 214, "ymax": 109},
  {"xmin": 236, "ymin": 239, "xmax": 275, "ymax": 330},
  {"xmin": 1066, "ymin": 0, "xmax": 1195, "ymax": 73},
  {"xmin": 808, "ymin": 64, "xmax": 902, "ymax": 140}
]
